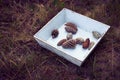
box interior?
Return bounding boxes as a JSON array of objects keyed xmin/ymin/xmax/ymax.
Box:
[{"xmin": 47, "ymin": 23, "xmax": 98, "ymax": 61}]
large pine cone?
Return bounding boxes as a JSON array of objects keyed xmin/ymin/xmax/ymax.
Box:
[
  {"xmin": 62, "ymin": 39, "xmax": 76, "ymax": 49},
  {"xmin": 65, "ymin": 22, "xmax": 78, "ymax": 34},
  {"xmin": 57, "ymin": 39, "xmax": 67, "ymax": 46}
]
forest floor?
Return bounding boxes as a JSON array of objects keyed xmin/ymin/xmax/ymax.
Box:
[{"xmin": 0, "ymin": 0, "xmax": 120, "ymax": 80}]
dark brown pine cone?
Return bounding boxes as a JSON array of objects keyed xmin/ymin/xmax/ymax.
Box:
[
  {"xmin": 51, "ymin": 29, "xmax": 59, "ymax": 38},
  {"xmin": 82, "ymin": 38, "xmax": 90, "ymax": 49},
  {"xmin": 57, "ymin": 39, "xmax": 67, "ymax": 46},
  {"xmin": 65, "ymin": 22, "xmax": 78, "ymax": 34},
  {"xmin": 62, "ymin": 39, "xmax": 76, "ymax": 49}
]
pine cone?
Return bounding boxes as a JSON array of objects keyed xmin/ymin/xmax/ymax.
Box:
[
  {"xmin": 51, "ymin": 29, "xmax": 59, "ymax": 38},
  {"xmin": 88, "ymin": 41, "xmax": 95, "ymax": 50},
  {"xmin": 76, "ymin": 37, "xmax": 84, "ymax": 45},
  {"xmin": 57, "ymin": 39, "xmax": 67, "ymax": 46},
  {"xmin": 82, "ymin": 38, "xmax": 90, "ymax": 49},
  {"xmin": 65, "ymin": 22, "xmax": 78, "ymax": 34},
  {"xmin": 92, "ymin": 31, "xmax": 102, "ymax": 39},
  {"xmin": 66, "ymin": 33, "xmax": 73, "ymax": 40},
  {"xmin": 62, "ymin": 39, "xmax": 76, "ymax": 49}
]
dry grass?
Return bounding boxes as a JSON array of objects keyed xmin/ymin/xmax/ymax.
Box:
[{"xmin": 0, "ymin": 0, "xmax": 120, "ymax": 80}]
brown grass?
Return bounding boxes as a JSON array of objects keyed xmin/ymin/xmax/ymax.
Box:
[{"xmin": 0, "ymin": 0, "xmax": 120, "ymax": 80}]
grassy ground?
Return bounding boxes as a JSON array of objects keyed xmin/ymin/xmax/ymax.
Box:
[{"xmin": 0, "ymin": 0, "xmax": 120, "ymax": 80}]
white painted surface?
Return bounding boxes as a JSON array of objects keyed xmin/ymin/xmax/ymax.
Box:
[{"xmin": 34, "ymin": 8, "xmax": 110, "ymax": 66}]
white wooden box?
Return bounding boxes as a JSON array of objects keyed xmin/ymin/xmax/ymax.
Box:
[{"xmin": 34, "ymin": 8, "xmax": 110, "ymax": 66}]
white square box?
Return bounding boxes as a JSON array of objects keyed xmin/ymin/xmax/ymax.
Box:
[{"xmin": 34, "ymin": 8, "xmax": 110, "ymax": 66}]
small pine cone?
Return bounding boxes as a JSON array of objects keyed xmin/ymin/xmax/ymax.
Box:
[
  {"xmin": 65, "ymin": 22, "xmax": 78, "ymax": 34},
  {"xmin": 82, "ymin": 38, "xmax": 90, "ymax": 49},
  {"xmin": 88, "ymin": 41, "xmax": 95, "ymax": 50},
  {"xmin": 57, "ymin": 39, "xmax": 67, "ymax": 46},
  {"xmin": 76, "ymin": 37, "xmax": 84, "ymax": 45},
  {"xmin": 51, "ymin": 29, "xmax": 59, "ymax": 38},
  {"xmin": 92, "ymin": 31, "xmax": 101, "ymax": 39},
  {"xmin": 62, "ymin": 39, "xmax": 76, "ymax": 49},
  {"xmin": 66, "ymin": 33, "xmax": 73, "ymax": 40}
]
